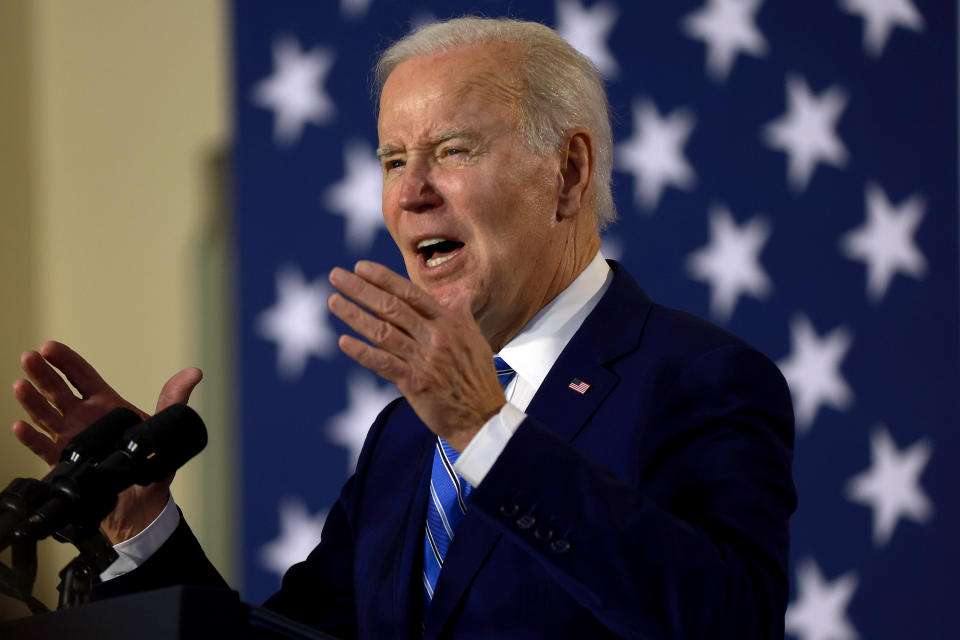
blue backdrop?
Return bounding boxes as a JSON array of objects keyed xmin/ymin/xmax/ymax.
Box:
[{"xmin": 231, "ymin": 1, "xmax": 958, "ymax": 637}]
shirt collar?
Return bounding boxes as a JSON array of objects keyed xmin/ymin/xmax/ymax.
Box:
[{"xmin": 498, "ymin": 250, "xmax": 612, "ymax": 391}]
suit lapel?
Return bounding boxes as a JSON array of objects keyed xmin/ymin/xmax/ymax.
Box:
[
  {"xmin": 524, "ymin": 347, "xmax": 619, "ymax": 442},
  {"xmin": 420, "ymin": 262, "xmax": 653, "ymax": 637},
  {"xmin": 524, "ymin": 261, "xmax": 652, "ymax": 439}
]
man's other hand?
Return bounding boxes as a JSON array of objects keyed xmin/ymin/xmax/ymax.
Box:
[
  {"xmin": 11, "ymin": 341, "xmax": 202, "ymax": 543},
  {"xmin": 328, "ymin": 261, "xmax": 505, "ymax": 452}
]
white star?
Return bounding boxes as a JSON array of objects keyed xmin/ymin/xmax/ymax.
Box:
[
  {"xmin": 323, "ymin": 140, "xmax": 385, "ymax": 254},
  {"xmin": 846, "ymin": 425, "xmax": 933, "ymax": 547},
  {"xmin": 555, "ymin": 0, "xmax": 620, "ymax": 77},
  {"xmin": 763, "ymin": 75, "xmax": 848, "ymax": 192},
  {"xmin": 840, "ymin": 183, "xmax": 926, "ymax": 303},
  {"xmin": 256, "ymin": 265, "xmax": 336, "ymax": 380},
  {"xmin": 785, "ymin": 558, "xmax": 859, "ymax": 640},
  {"xmin": 777, "ymin": 315, "xmax": 853, "ymax": 433},
  {"xmin": 251, "ymin": 36, "xmax": 335, "ymax": 146},
  {"xmin": 681, "ymin": 0, "xmax": 768, "ymax": 82},
  {"xmin": 327, "ymin": 370, "xmax": 400, "ymax": 474},
  {"xmin": 615, "ymin": 99, "xmax": 696, "ymax": 212},
  {"xmin": 686, "ymin": 205, "xmax": 772, "ymax": 322},
  {"xmin": 340, "ymin": 0, "xmax": 373, "ymax": 21},
  {"xmin": 258, "ymin": 497, "xmax": 327, "ymax": 579},
  {"xmin": 839, "ymin": 0, "xmax": 924, "ymax": 57}
]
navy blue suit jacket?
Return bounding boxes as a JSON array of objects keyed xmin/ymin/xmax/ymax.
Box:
[{"xmin": 97, "ymin": 261, "xmax": 796, "ymax": 639}]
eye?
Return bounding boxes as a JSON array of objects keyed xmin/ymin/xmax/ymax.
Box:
[
  {"xmin": 384, "ymin": 158, "xmax": 405, "ymax": 171},
  {"xmin": 440, "ymin": 146, "xmax": 467, "ymax": 160}
]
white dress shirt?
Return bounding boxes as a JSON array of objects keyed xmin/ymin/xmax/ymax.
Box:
[
  {"xmin": 455, "ymin": 250, "xmax": 611, "ymax": 485},
  {"xmin": 101, "ymin": 251, "xmax": 612, "ymax": 581}
]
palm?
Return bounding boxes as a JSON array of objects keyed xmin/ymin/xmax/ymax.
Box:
[
  {"xmin": 58, "ymin": 391, "xmax": 149, "ymax": 458},
  {"xmin": 11, "ymin": 341, "xmax": 202, "ymax": 543}
]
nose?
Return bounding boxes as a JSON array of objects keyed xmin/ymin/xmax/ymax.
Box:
[{"xmin": 397, "ymin": 159, "xmax": 443, "ymax": 213}]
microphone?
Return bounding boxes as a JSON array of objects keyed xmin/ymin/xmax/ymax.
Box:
[
  {"xmin": 5, "ymin": 404, "xmax": 207, "ymax": 547},
  {"xmin": 108, "ymin": 403, "xmax": 208, "ymax": 485},
  {"xmin": 0, "ymin": 408, "xmax": 142, "ymax": 544},
  {"xmin": 48, "ymin": 407, "xmax": 143, "ymax": 479}
]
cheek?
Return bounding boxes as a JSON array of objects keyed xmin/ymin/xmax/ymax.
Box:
[
  {"xmin": 381, "ymin": 189, "xmax": 404, "ymax": 243},
  {"xmin": 503, "ymin": 155, "xmax": 558, "ymax": 216}
]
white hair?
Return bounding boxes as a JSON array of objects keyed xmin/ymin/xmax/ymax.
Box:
[{"xmin": 375, "ymin": 17, "xmax": 617, "ymax": 230}]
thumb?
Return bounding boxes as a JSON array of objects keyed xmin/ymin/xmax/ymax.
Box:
[{"xmin": 155, "ymin": 367, "xmax": 203, "ymax": 412}]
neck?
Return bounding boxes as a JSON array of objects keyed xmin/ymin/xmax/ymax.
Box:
[{"xmin": 484, "ymin": 233, "xmax": 602, "ymax": 352}]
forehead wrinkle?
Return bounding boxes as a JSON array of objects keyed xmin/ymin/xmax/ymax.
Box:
[
  {"xmin": 378, "ymin": 47, "xmax": 526, "ymax": 157},
  {"xmin": 431, "ymin": 128, "xmax": 478, "ymax": 145},
  {"xmin": 455, "ymin": 70, "xmax": 524, "ymax": 113}
]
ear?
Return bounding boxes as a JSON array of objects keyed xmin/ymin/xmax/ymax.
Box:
[{"xmin": 557, "ymin": 129, "xmax": 595, "ymax": 221}]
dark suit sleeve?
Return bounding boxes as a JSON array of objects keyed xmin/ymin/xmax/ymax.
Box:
[
  {"xmin": 90, "ymin": 501, "xmax": 359, "ymax": 638},
  {"xmin": 468, "ymin": 344, "xmax": 796, "ymax": 639},
  {"xmin": 90, "ymin": 398, "xmax": 407, "ymax": 637},
  {"xmin": 92, "ymin": 508, "xmax": 229, "ymax": 600}
]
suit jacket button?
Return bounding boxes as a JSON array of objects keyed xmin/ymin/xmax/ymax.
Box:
[
  {"xmin": 550, "ymin": 538, "xmax": 571, "ymax": 554},
  {"xmin": 516, "ymin": 514, "xmax": 536, "ymax": 530},
  {"xmin": 534, "ymin": 526, "xmax": 554, "ymax": 542},
  {"xmin": 499, "ymin": 503, "xmax": 520, "ymax": 517}
]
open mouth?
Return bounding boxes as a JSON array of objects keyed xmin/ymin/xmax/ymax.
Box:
[{"xmin": 417, "ymin": 238, "xmax": 465, "ymax": 268}]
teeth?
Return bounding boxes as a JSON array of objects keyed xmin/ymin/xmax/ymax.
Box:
[
  {"xmin": 426, "ymin": 254, "xmax": 455, "ymax": 268},
  {"xmin": 417, "ymin": 238, "xmax": 447, "ymax": 249}
]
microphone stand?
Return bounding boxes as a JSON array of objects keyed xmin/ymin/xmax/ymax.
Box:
[
  {"xmin": 0, "ymin": 475, "xmax": 118, "ymax": 613},
  {"xmin": 0, "ymin": 538, "xmax": 48, "ymax": 615},
  {"xmin": 0, "ymin": 477, "xmax": 50, "ymax": 614},
  {"xmin": 0, "ymin": 527, "xmax": 118, "ymax": 614},
  {"xmin": 53, "ymin": 525, "xmax": 118, "ymax": 609}
]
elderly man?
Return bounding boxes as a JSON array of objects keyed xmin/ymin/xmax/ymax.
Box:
[{"xmin": 12, "ymin": 17, "xmax": 795, "ymax": 639}]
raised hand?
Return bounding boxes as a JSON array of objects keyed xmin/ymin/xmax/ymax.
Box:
[
  {"xmin": 11, "ymin": 341, "xmax": 202, "ymax": 543},
  {"xmin": 327, "ymin": 261, "xmax": 506, "ymax": 452}
]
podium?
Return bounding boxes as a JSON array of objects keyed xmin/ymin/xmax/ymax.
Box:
[{"xmin": 0, "ymin": 585, "xmax": 337, "ymax": 639}]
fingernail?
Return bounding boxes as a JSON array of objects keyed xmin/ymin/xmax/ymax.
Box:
[
  {"xmin": 355, "ymin": 261, "xmax": 372, "ymax": 276},
  {"xmin": 329, "ymin": 267, "xmax": 346, "ymax": 285}
]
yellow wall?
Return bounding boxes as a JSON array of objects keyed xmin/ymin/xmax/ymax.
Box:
[{"xmin": 0, "ymin": 0, "xmax": 232, "ymax": 612}]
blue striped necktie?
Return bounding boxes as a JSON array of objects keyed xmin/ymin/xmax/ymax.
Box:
[{"xmin": 422, "ymin": 355, "xmax": 515, "ymax": 611}]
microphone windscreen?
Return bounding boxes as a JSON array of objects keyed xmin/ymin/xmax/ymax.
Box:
[
  {"xmin": 124, "ymin": 404, "xmax": 208, "ymax": 483},
  {"xmin": 60, "ymin": 407, "xmax": 141, "ymax": 464}
]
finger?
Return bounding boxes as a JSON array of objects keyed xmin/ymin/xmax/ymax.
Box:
[
  {"xmin": 328, "ymin": 293, "xmax": 419, "ymax": 361},
  {"xmin": 155, "ymin": 367, "xmax": 203, "ymax": 413},
  {"xmin": 38, "ymin": 341, "xmax": 109, "ymax": 399},
  {"xmin": 338, "ymin": 334, "xmax": 408, "ymax": 384},
  {"xmin": 354, "ymin": 261, "xmax": 442, "ymax": 318},
  {"xmin": 20, "ymin": 349, "xmax": 80, "ymax": 411},
  {"xmin": 12, "ymin": 379, "xmax": 64, "ymax": 436},
  {"xmin": 12, "ymin": 421, "xmax": 59, "ymax": 466},
  {"xmin": 329, "ymin": 267, "xmax": 429, "ymax": 341}
]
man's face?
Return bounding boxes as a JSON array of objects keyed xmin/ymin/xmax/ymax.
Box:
[{"xmin": 377, "ymin": 45, "xmax": 570, "ymax": 348}]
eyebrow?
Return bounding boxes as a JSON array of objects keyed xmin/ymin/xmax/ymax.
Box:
[
  {"xmin": 375, "ymin": 144, "xmax": 399, "ymax": 159},
  {"xmin": 376, "ymin": 128, "xmax": 478, "ymax": 159}
]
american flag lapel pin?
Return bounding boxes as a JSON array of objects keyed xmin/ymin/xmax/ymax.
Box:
[{"xmin": 568, "ymin": 378, "xmax": 591, "ymax": 394}]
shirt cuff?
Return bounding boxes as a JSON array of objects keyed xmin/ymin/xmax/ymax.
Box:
[
  {"xmin": 455, "ymin": 402, "xmax": 527, "ymax": 487},
  {"xmin": 99, "ymin": 493, "xmax": 180, "ymax": 582}
]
